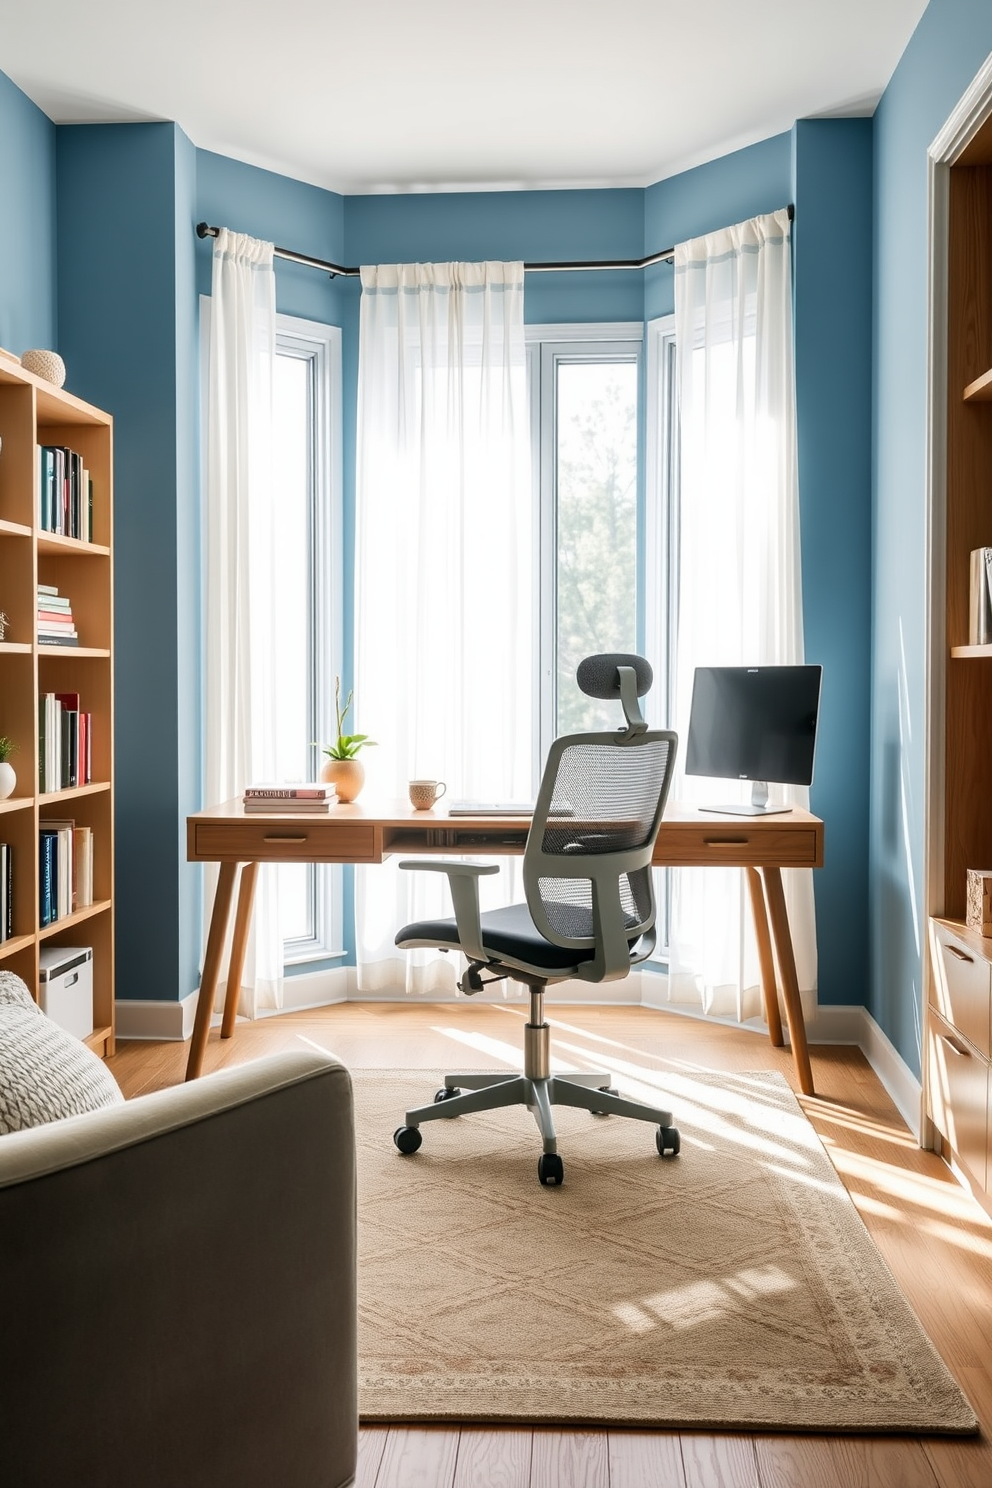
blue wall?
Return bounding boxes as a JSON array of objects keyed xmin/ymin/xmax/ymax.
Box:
[
  {"xmin": 871, "ymin": 1, "xmax": 992, "ymax": 1073},
  {"xmin": 0, "ymin": 71, "xmax": 57, "ymax": 354},
  {"xmin": 792, "ymin": 119, "xmax": 874, "ymax": 1013},
  {"xmin": 56, "ymin": 122, "xmax": 200, "ymax": 1003}
]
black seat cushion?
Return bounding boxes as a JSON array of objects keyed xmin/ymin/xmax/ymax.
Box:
[{"xmin": 396, "ymin": 901, "xmax": 623, "ymax": 972}]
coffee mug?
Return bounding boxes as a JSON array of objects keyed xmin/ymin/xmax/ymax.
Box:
[{"xmin": 409, "ymin": 779, "xmax": 447, "ymax": 810}]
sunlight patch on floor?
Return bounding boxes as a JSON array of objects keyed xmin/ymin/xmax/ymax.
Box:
[
  {"xmin": 612, "ymin": 1264, "xmax": 797, "ymax": 1334},
  {"xmin": 830, "ymin": 1147, "xmax": 992, "ymax": 1225}
]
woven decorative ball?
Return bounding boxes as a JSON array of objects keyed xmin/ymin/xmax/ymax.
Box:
[{"xmin": 21, "ymin": 349, "xmax": 66, "ymax": 388}]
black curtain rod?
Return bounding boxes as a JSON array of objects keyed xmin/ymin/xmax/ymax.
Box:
[{"xmin": 196, "ymin": 205, "xmax": 794, "ymax": 280}]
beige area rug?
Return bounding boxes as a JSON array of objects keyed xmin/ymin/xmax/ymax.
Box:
[{"xmin": 354, "ymin": 1068, "xmax": 977, "ymax": 1433}]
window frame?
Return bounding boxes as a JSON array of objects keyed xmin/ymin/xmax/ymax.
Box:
[
  {"xmin": 274, "ymin": 314, "xmax": 344, "ymax": 964},
  {"xmin": 526, "ymin": 322, "xmax": 645, "ymax": 771},
  {"xmin": 198, "ymin": 301, "xmax": 344, "ymax": 967}
]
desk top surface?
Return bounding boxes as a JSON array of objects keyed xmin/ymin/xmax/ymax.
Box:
[{"xmin": 189, "ymin": 797, "xmax": 822, "ymax": 831}]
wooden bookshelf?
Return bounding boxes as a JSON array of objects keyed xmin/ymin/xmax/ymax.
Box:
[
  {"xmin": 0, "ymin": 356, "xmax": 114, "ymax": 1057},
  {"xmin": 926, "ymin": 103, "xmax": 992, "ymax": 1208}
]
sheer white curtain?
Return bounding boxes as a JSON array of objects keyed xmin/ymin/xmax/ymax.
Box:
[
  {"xmin": 203, "ymin": 228, "xmax": 283, "ymax": 1016},
  {"xmin": 354, "ymin": 261, "xmax": 532, "ymax": 993},
  {"xmin": 667, "ymin": 208, "xmax": 817, "ymax": 1021}
]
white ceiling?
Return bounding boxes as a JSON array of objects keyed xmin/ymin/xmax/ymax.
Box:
[{"xmin": 0, "ymin": 0, "xmax": 928, "ymax": 194}]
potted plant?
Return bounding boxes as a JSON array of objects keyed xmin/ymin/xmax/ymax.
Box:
[
  {"xmin": 320, "ymin": 678, "xmax": 376, "ymax": 803},
  {"xmin": 0, "ymin": 736, "xmax": 17, "ymax": 800}
]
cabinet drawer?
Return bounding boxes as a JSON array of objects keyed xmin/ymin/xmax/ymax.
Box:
[
  {"xmin": 927, "ymin": 1008, "xmax": 990, "ymax": 1191},
  {"xmin": 192, "ymin": 821, "xmax": 378, "ymax": 863},
  {"xmin": 652, "ymin": 825, "xmax": 820, "ymax": 868},
  {"xmin": 929, "ymin": 921, "xmax": 992, "ymax": 1056}
]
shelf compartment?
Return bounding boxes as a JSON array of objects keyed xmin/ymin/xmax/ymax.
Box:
[
  {"xmin": 951, "ymin": 644, "xmax": 992, "ymax": 657},
  {"xmin": 0, "ymin": 377, "xmax": 37, "ymax": 527},
  {"xmin": 0, "ymin": 932, "xmax": 36, "ymax": 962},
  {"xmin": 84, "ymin": 1025, "xmax": 113, "ymax": 1055},
  {"xmin": 0, "ymin": 796, "xmax": 35, "ymax": 814},
  {"xmin": 37, "ymin": 532, "xmax": 110, "ymax": 558},
  {"xmin": 40, "ymin": 781, "xmax": 111, "ymax": 805},
  {"xmin": 0, "ymin": 518, "xmax": 31, "ymax": 539},
  {"xmin": 964, "ymin": 368, "xmax": 992, "ymax": 402},
  {"xmin": 38, "ymin": 898, "xmax": 112, "ymax": 939}
]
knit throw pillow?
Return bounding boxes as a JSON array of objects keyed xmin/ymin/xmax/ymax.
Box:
[{"xmin": 0, "ymin": 970, "xmax": 123, "ymax": 1134}]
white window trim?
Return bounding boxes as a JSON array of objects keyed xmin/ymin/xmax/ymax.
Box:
[
  {"xmin": 645, "ymin": 314, "xmax": 677, "ymax": 730},
  {"xmin": 527, "ymin": 323, "xmax": 644, "ymax": 767},
  {"xmin": 198, "ymin": 299, "xmax": 344, "ymax": 964},
  {"xmin": 276, "ymin": 314, "xmax": 344, "ymax": 964}
]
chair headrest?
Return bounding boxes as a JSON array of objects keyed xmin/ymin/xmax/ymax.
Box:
[{"xmin": 576, "ymin": 653, "xmax": 653, "ymax": 700}]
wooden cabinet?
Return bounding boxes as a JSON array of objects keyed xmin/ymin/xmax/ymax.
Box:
[
  {"xmin": 0, "ymin": 355, "xmax": 114, "ymax": 1057},
  {"xmin": 926, "ymin": 105, "xmax": 992, "ymax": 1203}
]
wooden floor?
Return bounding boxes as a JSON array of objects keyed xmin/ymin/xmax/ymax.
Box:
[{"xmin": 109, "ymin": 1001, "xmax": 992, "ymax": 1488}]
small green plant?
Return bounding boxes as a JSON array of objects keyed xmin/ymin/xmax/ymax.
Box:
[
  {"xmin": 0, "ymin": 736, "xmax": 16, "ymax": 763},
  {"xmin": 322, "ymin": 677, "xmax": 376, "ymax": 761}
]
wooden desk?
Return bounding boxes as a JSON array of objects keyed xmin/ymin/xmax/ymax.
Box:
[{"xmin": 186, "ymin": 800, "xmax": 824, "ymax": 1093}]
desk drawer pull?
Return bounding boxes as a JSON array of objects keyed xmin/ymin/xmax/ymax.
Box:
[
  {"xmin": 263, "ymin": 834, "xmax": 308, "ymax": 843},
  {"xmin": 946, "ymin": 945, "xmax": 975, "ymax": 964},
  {"xmin": 939, "ymin": 1033, "xmax": 970, "ymax": 1057},
  {"xmin": 704, "ymin": 836, "xmax": 750, "ymax": 846}
]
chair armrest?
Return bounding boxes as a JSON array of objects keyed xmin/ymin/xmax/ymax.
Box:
[
  {"xmin": 0, "ymin": 1050, "xmax": 357, "ymax": 1488},
  {"xmin": 399, "ymin": 858, "xmax": 500, "ymax": 963}
]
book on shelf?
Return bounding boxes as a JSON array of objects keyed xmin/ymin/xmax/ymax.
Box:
[
  {"xmin": 37, "ymin": 583, "xmax": 79, "ymax": 645},
  {"xmin": 39, "ymin": 693, "xmax": 93, "ymax": 791},
  {"xmin": 39, "ymin": 818, "xmax": 76, "ymax": 924},
  {"xmin": 37, "ymin": 444, "xmax": 92, "ymax": 541},
  {"xmin": 73, "ymin": 825, "xmax": 93, "ymax": 909},
  {"xmin": 0, "ymin": 842, "xmax": 12, "ymax": 941}
]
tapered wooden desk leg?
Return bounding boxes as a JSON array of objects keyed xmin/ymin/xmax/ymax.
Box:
[
  {"xmin": 746, "ymin": 866, "xmax": 784, "ymax": 1048},
  {"xmin": 761, "ymin": 866, "xmax": 815, "ymax": 1097},
  {"xmin": 186, "ymin": 861, "xmax": 238, "ymax": 1082},
  {"xmin": 221, "ymin": 861, "xmax": 259, "ymax": 1039}
]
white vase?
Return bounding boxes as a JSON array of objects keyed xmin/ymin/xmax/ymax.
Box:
[{"xmin": 0, "ymin": 762, "xmax": 15, "ymax": 800}]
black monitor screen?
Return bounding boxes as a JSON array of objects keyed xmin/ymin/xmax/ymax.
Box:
[{"xmin": 685, "ymin": 665, "xmax": 822, "ymax": 787}]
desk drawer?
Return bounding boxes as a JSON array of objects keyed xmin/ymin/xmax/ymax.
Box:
[
  {"xmin": 192, "ymin": 821, "xmax": 378, "ymax": 863},
  {"xmin": 927, "ymin": 1007, "xmax": 989, "ymax": 1190},
  {"xmin": 653, "ymin": 825, "xmax": 820, "ymax": 868},
  {"xmin": 929, "ymin": 920, "xmax": 992, "ymax": 1057}
]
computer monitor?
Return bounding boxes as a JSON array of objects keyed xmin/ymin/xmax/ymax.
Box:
[{"xmin": 685, "ymin": 664, "xmax": 822, "ymax": 816}]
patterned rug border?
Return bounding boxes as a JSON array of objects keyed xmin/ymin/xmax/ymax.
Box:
[{"xmin": 354, "ymin": 1068, "xmax": 978, "ymax": 1435}]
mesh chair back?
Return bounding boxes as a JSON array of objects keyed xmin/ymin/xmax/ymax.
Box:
[{"xmin": 523, "ymin": 730, "xmax": 677, "ymax": 961}]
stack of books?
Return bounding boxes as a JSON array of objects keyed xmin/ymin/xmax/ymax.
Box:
[
  {"xmin": 39, "ymin": 692, "xmax": 93, "ymax": 792},
  {"xmin": 38, "ymin": 444, "xmax": 93, "ymax": 540},
  {"xmin": 242, "ymin": 784, "xmax": 336, "ymax": 813},
  {"xmin": 0, "ymin": 842, "xmax": 12, "ymax": 941},
  {"xmin": 37, "ymin": 584, "xmax": 78, "ymax": 647}
]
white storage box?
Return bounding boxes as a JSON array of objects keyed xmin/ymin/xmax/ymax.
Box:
[{"xmin": 39, "ymin": 946, "xmax": 93, "ymax": 1040}]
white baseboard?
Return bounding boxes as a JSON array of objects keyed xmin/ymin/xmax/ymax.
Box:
[
  {"xmin": 115, "ymin": 967, "xmax": 352, "ymax": 1041},
  {"xmin": 115, "ymin": 993, "xmax": 200, "ymax": 1042}
]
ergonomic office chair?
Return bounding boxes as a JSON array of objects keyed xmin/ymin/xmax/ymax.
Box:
[{"xmin": 392, "ymin": 654, "xmax": 680, "ymax": 1186}]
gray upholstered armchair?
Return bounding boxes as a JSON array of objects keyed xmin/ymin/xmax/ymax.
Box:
[{"xmin": 0, "ymin": 1026, "xmax": 357, "ymax": 1488}]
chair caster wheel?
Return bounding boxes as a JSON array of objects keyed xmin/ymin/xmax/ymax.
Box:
[
  {"xmin": 434, "ymin": 1087, "xmax": 460, "ymax": 1103},
  {"xmin": 394, "ymin": 1125, "xmax": 423, "ymax": 1155},
  {"xmin": 538, "ymin": 1153, "xmax": 564, "ymax": 1186},
  {"xmin": 592, "ymin": 1085, "xmax": 619, "ymax": 1114},
  {"xmin": 656, "ymin": 1125, "xmax": 680, "ymax": 1157}
]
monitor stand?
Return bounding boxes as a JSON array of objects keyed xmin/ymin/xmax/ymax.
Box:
[{"xmin": 699, "ymin": 780, "xmax": 794, "ymax": 817}]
